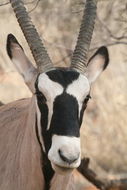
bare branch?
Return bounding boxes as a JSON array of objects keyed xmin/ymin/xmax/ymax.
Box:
[
  {"xmin": 91, "ymin": 41, "xmax": 127, "ymax": 51},
  {"xmin": 97, "ymin": 15, "xmax": 127, "ymax": 41},
  {"xmin": 26, "ymin": 0, "xmax": 37, "ymax": 4},
  {"xmin": 0, "ymin": 0, "xmax": 38, "ymax": 7},
  {"xmin": 28, "ymin": 0, "xmax": 40, "ymax": 13},
  {"xmin": 78, "ymin": 158, "xmax": 106, "ymax": 190},
  {"xmin": 0, "ymin": 1, "xmax": 9, "ymax": 6},
  {"xmin": 78, "ymin": 158, "xmax": 127, "ymax": 190},
  {"xmin": 45, "ymin": 40, "xmax": 127, "ymax": 66}
]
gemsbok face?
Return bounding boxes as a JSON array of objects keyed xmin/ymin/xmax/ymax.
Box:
[{"xmin": 7, "ymin": 33, "xmax": 109, "ymax": 174}]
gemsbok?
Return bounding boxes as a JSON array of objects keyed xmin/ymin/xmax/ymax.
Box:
[{"xmin": 0, "ymin": 0, "xmax": 109, "ymax": 189}]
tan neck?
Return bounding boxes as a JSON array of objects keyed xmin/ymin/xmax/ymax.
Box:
[{"xmin": 50, "ymin": 172, "xmax": 75, "ymax": 190}]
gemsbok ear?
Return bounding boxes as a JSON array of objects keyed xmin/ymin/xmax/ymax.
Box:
[
  {"xmin": 86, "ymin": 46, "xmax": 109, "ymax": 84},
  {"xmin": 6, "ymin": 34, "xmax": 37, "ymax": 93}
]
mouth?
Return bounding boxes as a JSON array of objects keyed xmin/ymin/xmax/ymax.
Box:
[{"xmin": 51, "ymin": 162, "xmax": 74, "ymax": 175}]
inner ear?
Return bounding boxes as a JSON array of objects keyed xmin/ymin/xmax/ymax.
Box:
[
  {"xmin": 6, "ymin": 34, "xmax": 37, "ymax": 93},
  {"xmin": 86, "ymin": 46, "xmax": 109, "ymax": 84}
]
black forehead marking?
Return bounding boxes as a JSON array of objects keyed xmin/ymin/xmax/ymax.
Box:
[
  {"xmin": 46, "ymin": 68, "xmax": 80, "ymax": 89},
  {"xmin": 49, "ymin": 92, "xmax": 80, "ymax": 137}
]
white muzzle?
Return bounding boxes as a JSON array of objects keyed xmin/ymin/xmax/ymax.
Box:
[{"xmin": 48, "ymin": 135, "xmax": 81, "ymax": 174}]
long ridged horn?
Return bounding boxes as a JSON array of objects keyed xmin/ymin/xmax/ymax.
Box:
[
  {"xmin": 71, "ymin": 0, "xmax": 97, "ymax": 74},
  {"xmin": 10, "ymin": 0, "xmax": 53, "ymax": 73}
]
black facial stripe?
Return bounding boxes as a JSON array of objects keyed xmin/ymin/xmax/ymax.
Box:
[
  {"xmin": 35, "ymin": 86, "xmax": 55, "ymax": 188},
  {"xmin": 49, "ymin": 92, "xmax": 80, "ymax": 137},
  {"xmin": 36, "ymin": 96, "xmax": 51, "ymax": 153},
  {"xmin": 79, "ymin": 106, "xmax": 86, "ymax": 126},
  {"xmin": 46, "ymin": 68, "xmax": 80, "ymax": 89},
  {"xmin": 35, "ymin": 114, "xmax": 43, "ymax": 151},
  {"xmin": 42, "ymin": 152, "xmax": 54, "ymax": 190},
  {"xmin": 35, "ymin": 74, "xmax": 40, "ymax": 93},
  {"xmin": 79, "ymin": 94, "xmax": 91, "ymax": 125},
  {"xmin": 35, "ymin": 115, "xmax": 54, "ymax": 190},
  {"xmin": 35, "ymin": 76, "xmax": 51, "ymax": 153}
]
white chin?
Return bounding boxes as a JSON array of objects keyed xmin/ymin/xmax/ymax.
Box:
[{"xmin": 51, "ymin": 163, "xmax": 74, "ymax": 175}]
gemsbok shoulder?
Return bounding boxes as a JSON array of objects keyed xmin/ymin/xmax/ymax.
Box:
[{"xmin": 0, "ymin": 0, "xmax": 109, "ymax": 189}]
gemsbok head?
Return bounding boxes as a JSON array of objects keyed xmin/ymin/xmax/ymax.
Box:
[{"xmin": 0, "ymin": 0, "xmax": 109, "ymax": 189}]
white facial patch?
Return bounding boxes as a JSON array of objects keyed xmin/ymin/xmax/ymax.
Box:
[
  {"xmin": 48, "ymin": 135, "xmax": 81, "ymax": 169},
  {"xmin": 66, "ymin": 74, "xmax": 90, "ymax": 115},
  {"xmin": 38, "ymin": 73, "xmax": 64, "ymax": 130},
  {"xmin": 35, "ymin": 98, "xmax": 46, "ymax": 152}
]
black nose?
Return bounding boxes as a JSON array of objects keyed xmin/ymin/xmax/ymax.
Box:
[{"xmin": 58, "ymin": 149, "xmax": 79, "ymax": 165}]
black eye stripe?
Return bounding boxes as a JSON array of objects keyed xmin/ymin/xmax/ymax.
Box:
[
  {"xmin": 83, "ymin": 94, "xmax": 91, "ymax": 105},
  {"xmin": 35, "ymin": 91, "xmax": 44, "ymax": 97},
  {"xmin": 35, "ymin": 91, "xmax": 47, "ymax": 104},
  {"xmin": 79, "ymin": 94, "xmax": 91, "ymax": 126}
]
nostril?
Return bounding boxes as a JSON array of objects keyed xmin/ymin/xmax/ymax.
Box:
[{"xmin": 58, "ymin": 149, "xmax": 79, "ymax": 164}]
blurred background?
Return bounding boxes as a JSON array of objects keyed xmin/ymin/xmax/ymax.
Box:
[{"xmin": 0, "ymin": 0, "xmax": 127, "ymax": 189}]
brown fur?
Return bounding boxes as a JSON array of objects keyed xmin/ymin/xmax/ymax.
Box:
[
  {"xmin": 0, "ymin": 97, "xmax": 75, "ymax": 190},
  {"xmin": 50, "ymin": 173, "xmax": 75, "ymax": 190},
  {"xmin": 0, "ymin": 97, "xmax": 44, "ymax": 190}
]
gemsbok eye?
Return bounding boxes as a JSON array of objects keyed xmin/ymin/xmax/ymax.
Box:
[
  {"xmin": 81, "ymin": 94, "xmax": 91, "ymax": 110},
  {"xmin": 84, "ymin": 94, "xmax": 91, "ymax": 105},
  {"xmin": 35, "ymin": 92, "xmax": 47, "ymax": 104}
]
